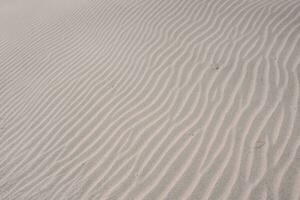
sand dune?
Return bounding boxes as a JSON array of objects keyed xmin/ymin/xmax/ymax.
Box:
[{"xmin": 1, "ymin": 0, "xmax": 300, "ymax": 199}]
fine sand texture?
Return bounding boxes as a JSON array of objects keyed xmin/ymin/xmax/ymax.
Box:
[{"xmin": 1, "ymin": 0, "xmax": 300, "ymax": 199}]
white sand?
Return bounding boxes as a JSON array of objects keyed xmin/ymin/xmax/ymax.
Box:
[{"xmin": 1, "ymin": 0, "xmax": 300, "ymax": 199}]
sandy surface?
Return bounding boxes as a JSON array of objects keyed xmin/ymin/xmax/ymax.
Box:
[{"xmin": 1, "ymin": 0, "xmax": 300, "ymax": 199}]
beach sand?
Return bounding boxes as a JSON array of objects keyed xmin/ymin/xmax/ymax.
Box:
[{"xmin": 0, "ymin": 0, "xmax": 300, "ymax": 199}]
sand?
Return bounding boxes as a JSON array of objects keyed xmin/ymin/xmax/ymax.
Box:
[{"xmin": 0, "ymin": 0, "xmax": 300, "ymax": 199}]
